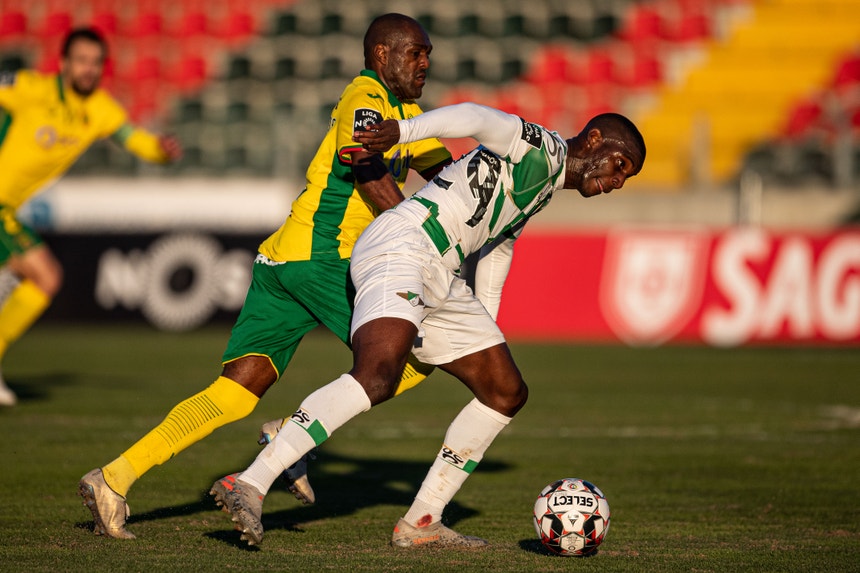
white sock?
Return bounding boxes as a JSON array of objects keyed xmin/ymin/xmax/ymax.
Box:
[
  {"xmin": 403, "ymin": 398, "xmax": 512, "ymax": 527},
  {"xmin": 240, "ymin": 374, "xmax": 371, "ymax": 494}
]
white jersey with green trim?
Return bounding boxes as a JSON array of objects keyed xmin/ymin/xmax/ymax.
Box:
[{"xmin": 390, "ymin": 103, "xmax": 568, "ymax": 272}]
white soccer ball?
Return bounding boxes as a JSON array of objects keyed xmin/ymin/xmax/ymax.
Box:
[{"xmin": 533, "ymin": 477, "xmax": 611, "ymax": 556}]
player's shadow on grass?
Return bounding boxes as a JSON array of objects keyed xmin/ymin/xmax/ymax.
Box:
[
  {"xmin": 1, "ymin": 372, "xmax": 76, "ymax": 403},
  {"xmin": 121, "ymin": 449, "xmax": 509, "ymax": 549},
  {"xmin": 258, "ymin": 450, "xmax": 508, "ymax": 533}
]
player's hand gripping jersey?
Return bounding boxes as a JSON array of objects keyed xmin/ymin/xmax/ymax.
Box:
[
  {"xmin": 0, "ymin": 70, "xmax": 170, "ymax": 209},
  {"xmin": 392, "ymin": 103, "xmax": 567, "ymax": 272},
  {"xmin": 258, "ymin": 70, "xmax": 450, "ymax": 263}
]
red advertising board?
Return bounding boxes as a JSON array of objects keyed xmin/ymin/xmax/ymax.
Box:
[{"xmin": 497, "ymin": 227, "xmax": 860, "ymax": 346}]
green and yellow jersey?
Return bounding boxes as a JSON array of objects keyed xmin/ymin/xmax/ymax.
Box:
[
  {"xmin": 259, "ymin": 70, "xmax": 451, "ymax": 262},
  {"xmin": 0, "ymin": 69, "xmax": 170, "ymax": 210}
]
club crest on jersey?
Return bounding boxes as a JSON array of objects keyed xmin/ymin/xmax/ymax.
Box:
[
  {"xmin": 397, "ymin": 291, "xmax": 424, "ymax": 307},
  {"xmin": 0, "ymin": 71, "xmax": 15, "ymax": 86},
  {"xmin": 599, "ymin": 229, "xmax": 709, "ymax": 346},
  {"xmin": 520, "ymin": 120, "xmax": 543, "ymax": 148},
  {"xmin": 354, "ymin": 108, "xmax": 383, "ymax": 131}
]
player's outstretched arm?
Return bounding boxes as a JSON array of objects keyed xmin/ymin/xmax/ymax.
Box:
[{"xmin": 355, "ymin": 103, "xmax": 523, "ymax": 158}]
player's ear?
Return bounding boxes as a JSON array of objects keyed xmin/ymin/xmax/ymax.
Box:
[
  {"xmin": 373, "ymin": 43, "xmax": 389, "ymax": 66},
  {"xmin": 586, "ymin": 128, "xmax": 603, "ymax": 149}
]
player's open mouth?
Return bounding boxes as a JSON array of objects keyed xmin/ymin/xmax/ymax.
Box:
[{"xmin": 596, "ymin": 178, "xmax": 604, "ymax": 193}]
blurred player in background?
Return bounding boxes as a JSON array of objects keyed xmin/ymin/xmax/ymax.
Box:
[
  {"xmin": 80, "ymin": 13, "xmax": 452, "ymax": 539},
  {"xmin": 0, "ymin": 27, "xmax": 182, "ymax": 407},
  {"xmin": 211, "ymin": 102, "xmax": 646, "ymax": 548}
]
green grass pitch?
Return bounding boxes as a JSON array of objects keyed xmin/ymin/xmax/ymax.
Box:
[{"xmin": 1, "ymin": 324, "xmax": 858, "ymax": 572}]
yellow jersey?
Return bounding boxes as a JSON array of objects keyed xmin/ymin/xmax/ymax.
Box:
[
  {"xmin": 0, "ymin": 70, "xmax": 170, "ymax": 210},
  {"xmin": 259, "ymin": 70, "xmax": 451, "ymax": 262}
]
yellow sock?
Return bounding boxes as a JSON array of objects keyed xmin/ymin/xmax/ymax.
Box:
[
  {"xmin": 102, "ymin": 376, "xmax": 259, "ymax": 496},
  {"xmin": 0, "ymin": 279, "xmax": 51, "ymax": 361},
  {"xmin": 394, "ymin": 354, "xmax": 435, "ymax": 396}
]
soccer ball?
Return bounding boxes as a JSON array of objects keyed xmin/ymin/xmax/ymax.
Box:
[{"xmin": 533, "ymin": 477, "xmax": 611, "ymax": 556}]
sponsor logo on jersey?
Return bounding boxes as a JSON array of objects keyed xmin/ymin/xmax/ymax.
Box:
[
  {"xmin": 353, "ymin": 108, "xmax": 383, "ymax": 131},
  {"xmin": 397, "ymin": 291, "xmax": 424, "ymax": 307},
  {"xmin": 599, "ymin": 229, "xmax": 709, "ymax": 345},
  {"xmin": 34, "ymin": 126, "xmax": 58, "ymax": 148},
  {"xmin": 521, "ymin": 120, "xmax": 543, "ymax": 149}
]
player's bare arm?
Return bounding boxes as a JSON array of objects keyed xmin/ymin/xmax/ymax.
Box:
[{"xmin": 351, "ymin": 147, "xmax": 405, "ymax": 211}]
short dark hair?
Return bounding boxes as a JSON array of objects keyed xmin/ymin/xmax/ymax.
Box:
[
  {"xmin": 61, "ymin": 27, "xmax": 108, "ymax": 58},
  {"xmin": 363, "ymin": 13, "xmax": 422, "ymax": 63},
  {"xmin": 584, "ymin": 112, "xmax": 646, "ymax": 167}
]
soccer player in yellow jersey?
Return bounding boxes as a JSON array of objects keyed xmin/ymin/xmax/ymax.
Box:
[
  {"xmin": 0, "ymin": 28, "xmax": 182, "ymax": 406},
  {"xmin": 80, "ymin": 14, "xmax": 452, "ymax": 539}
]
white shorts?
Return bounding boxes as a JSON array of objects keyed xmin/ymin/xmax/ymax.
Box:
[{"xmin": 350, "ymin": 210, "xmax": 505, "ymax": 365}]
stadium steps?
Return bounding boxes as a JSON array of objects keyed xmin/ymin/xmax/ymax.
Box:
[{"xmin": 633, "ymin": 0, "xmax": 860, "ymax": 187}]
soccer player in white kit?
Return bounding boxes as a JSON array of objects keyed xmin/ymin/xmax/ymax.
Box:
[{"xmin": 211, "ymin": 102, "xmax": 646, "ymax": 548}]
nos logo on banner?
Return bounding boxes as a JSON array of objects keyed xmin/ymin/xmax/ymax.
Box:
[{"xmin": 599, "ymin": 229, "xmax": 710, "ymax": 346}]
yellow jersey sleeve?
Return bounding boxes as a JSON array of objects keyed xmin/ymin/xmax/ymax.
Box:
[{"xmin": 112, "ymin": 123, "xmax": 170, "ymax": 163}]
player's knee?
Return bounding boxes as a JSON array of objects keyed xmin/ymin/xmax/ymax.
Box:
[
  {"xmin": 507, "ymin": 379, "xmax": 529, "ymax": 416},
  {"xmin": 353, "ymin": 371, "xmax": 401, "ymax": 406},
  {"xmin": 487, "ymin": 377, "xmax": 528, "ymax": 418}
]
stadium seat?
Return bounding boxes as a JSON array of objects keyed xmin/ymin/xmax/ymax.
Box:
[
  {"xmin": 320, "ymin": 11, "xmax": 342, "ymax": 35},
  {"xmin": 664, "ymin": 11, "xmax": 711, "ymax": 43},
  {"xmin": 126, "ymin": 11, "xmax": 163, "ymax": 38},
  {"xmin": 625, "ymin": 50, "xmax": 663, "ymax": 88},
  {"xmin": 91, "ymin": 11, "xmax": 119, "ymax": 37},
  {"xmin": 832, "ymin": 52, "xmax": 860, "ymax": 90},
  {"xmin": 524, "ymin": 46, "xmax": 575, "ymax": 86},
  {"xmin": 584, "ymin": 50, "xmax": 617, "ymax": 86},
  {"xmin": 36, "ymin": 10, "xmax": 73, "ymax": 41},
  {"xmin": 615, "ymin": 4, "xmax": 663, "ymax": 48},
  {"xmin": 127, "ymin": 55, "xmax": 162, "ymax": 83},
  {"xmin": 0, "ymin": 54, "xmax": 26, "ymax": 72},
  {"xmin": 219, "ymin": 10, "xmax": 255, "ymax": 44},
  {"xmin": 175, "ymin": 98, "xmax": 205, "ymax": 123},
  {"xmin": 173, "ymin": 10, "xmax": 209, "ymax": 38},
  {"xmin": 170, "ymin": 55, "xmax": 208, "ymax": 93},
  {"xmin": 270, "ymin": 12, "xmax": 298, "ymax": 36},
  {"xmin": 0, "ymin": 11, "xmax": 27, "ymax": 44},
  {"xmin": 781, "ymin": 98, "xmax": 826, "ymax": 140}
]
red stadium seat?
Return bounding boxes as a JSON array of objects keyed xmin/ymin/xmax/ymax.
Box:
[
  {"xmin": 36, "ymin": 11, "xmax": 73, "ymax": 41},
  {"xmin": 218, "ymin": 10, "xmax": 255, "ymax": 44},
  {"xmin": 584, "ymin": 50, "xmax": 617, "ymax": 85},
  {"xmin": 0, "ymin": 11, "xmax": 27, "ymax": 43},
  {"xmin": 615, "ymin": 4, "xmax": 663, "ymax": 48},
  {"xmin": 91, "ymin": 11, "xmax": 119, "ymax": 37},
  {"xmin": 169, "ymin": 55, "xmax": 208, "ymax": 92},
  {"xmin": 782, "ymin": 98, "xmax": 825, "ymax": 139},
  {"xmin": 124, "ymin": 55, "xmax": 162, "ymax": 83},
  {"xmin": 126, "ymin": 11, "xmax": 163, "ymax": 38},
  {"xmin": 626, "ymin": 50, "xmax": 663, "ymax": 88},
  {"xmin": 524, "ymin": 46, "xmax": 574, "ymax": 86},
  {"xmin": 832, "ymin": 53, "xmax": 860, "ymax": 89},
  {"xmin": 665, "ymin": 12, "xmax": 711, "ymax": 43},
  {"xmin": 174, "ymin": 11, "xmax": 209, "ymax": 38}
]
